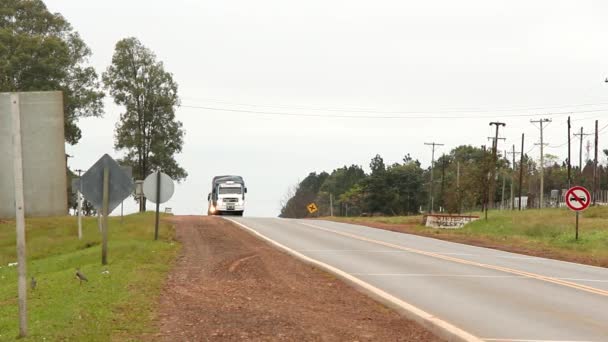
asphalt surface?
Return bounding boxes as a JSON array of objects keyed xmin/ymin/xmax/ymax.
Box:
[{"xmin": 229, "ymin": 217, "xmax": 608, "ymax": 342}]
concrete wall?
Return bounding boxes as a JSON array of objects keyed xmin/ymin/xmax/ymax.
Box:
[{"xmin": 0, "ymin": 91, "xmax": 68, "ymax": 218}]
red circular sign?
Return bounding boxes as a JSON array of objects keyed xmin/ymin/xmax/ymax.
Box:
[{"xmin": 564, "ymin": 186, "xmax": 591, "ymax": 211}]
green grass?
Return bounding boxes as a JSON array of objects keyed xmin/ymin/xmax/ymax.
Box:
[
  {"xmin": 0, "ymin": 213, "xmax": 179, "ymax": 341},
  {"xmin": 327, "ymin": 207, "xmax": 608, "ymax": 266}
]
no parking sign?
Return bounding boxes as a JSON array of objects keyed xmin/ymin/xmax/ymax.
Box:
[
  {"xmin": 565, "ymin": 186, "xmax": 591, "ymax": 212},
  {"xmin": 564, "ymin": 185, "xmax": 591, "ymax": 240}
]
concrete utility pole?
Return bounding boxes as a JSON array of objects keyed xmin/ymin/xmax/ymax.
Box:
[
  {"xmin": 487, "ymin": 122, "xmax": 506, "ymax": 214},
  {"xmin": 11, "ymin": 93, "xmax": 28, "ymax": 337},
  {"xmin": 424, "ymin": 142, "xmax": 444, "ymax": 213},
  {"xmin": 574, "ymin": 127, "xmax": 592, "ymax": 174},
  {"xmin": 507, "ymin": 145, "xmax": 521, "ymax": 210},
  {"xmin": 593, "ymin": 120, "xmax": 599, "ymax": 205},
  {"xmin": 531, "ymin": 118, "xmax": 551, "ymax": 208}
]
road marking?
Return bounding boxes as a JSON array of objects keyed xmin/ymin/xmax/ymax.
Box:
[
  {"xmin": 297, "ymin": 249, "xmax": 476, "ymax": 256},
  {"xmin": 484, "ymin": 339, "xmax": 595, "ymax": 342},
  {"xmin": 351, "ymin": 273, "xmax": 527, "ymax": 279},
  {"xmin": 225, "ymin": 218, "xmax": 483, "ymax": 342},
  {"xmin": 299, "ymin": 222, "xmax": 608, "ymax": 298}
]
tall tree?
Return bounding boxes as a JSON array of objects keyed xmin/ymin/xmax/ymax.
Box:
[
  {"xmin": 103, "ymin": 37, "xmax": 186, "ymax": 211},
  {"xmin": 0, "ymin": 0, "xmax": 104, "ymax": 144}
]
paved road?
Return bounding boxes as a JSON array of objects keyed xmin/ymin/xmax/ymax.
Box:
[{"xmin": 228, "ymin": 217, "xmax": 608, "ymax": 342}]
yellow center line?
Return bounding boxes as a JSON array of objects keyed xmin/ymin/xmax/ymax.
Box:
[{"xmin": 300, "ymin": 222, "xmax": 608, "ymax": 298}]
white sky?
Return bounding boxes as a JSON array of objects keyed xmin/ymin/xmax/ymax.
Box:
[{"xmin": 45, "ymin": 0, "xmax": 608, "ymax": 217}]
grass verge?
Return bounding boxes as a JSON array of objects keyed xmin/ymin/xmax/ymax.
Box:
[
  {"xmin": 324, "ymin": 207, "xmax": 608, "ymax": 267},
  {"xmin": 0, "ymin": 213, "xmax": 179, "ymax": 341}
]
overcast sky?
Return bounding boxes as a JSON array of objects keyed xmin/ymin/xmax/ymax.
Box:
[{"xmin": 46, "ymin": 0, "xmax": 608, "ymax": 217}]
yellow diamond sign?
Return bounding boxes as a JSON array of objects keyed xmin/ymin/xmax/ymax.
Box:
[{"xmin": 307, "ymin": 202, "xmax": 318, "ymax": 214}]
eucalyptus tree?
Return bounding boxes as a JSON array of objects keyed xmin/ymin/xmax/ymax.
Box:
[{"xmin": 103, "ymin": 37, "xmax": 186, "ymax": 211}]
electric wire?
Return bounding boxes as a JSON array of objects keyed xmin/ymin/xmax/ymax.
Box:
[{"xmin": 179, "ymin": 104, "xmax": 608, "ymax": 120}]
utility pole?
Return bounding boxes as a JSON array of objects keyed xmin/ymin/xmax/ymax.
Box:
[
  {"xmin": 519, "ymin": 133, "xmax": 525, "ymax": 210},
  {"xmin": 574, "ymin": 127, "xmax": 592, "ymax": 174},
  {"xmin": 440, "ymin": 155, "xmax": 446, "ymax": 212},
  {"xmin": 507, "ymin": 145, "xmax": 521, "ymax": 210},
  {"xmin": 75, "ymin": 169, "xmax": 85, "ymax": 240},
  {"xmin": 424, "ymin": 142, "xmax": 444, "ymax": 213},
  {"xmin": 531, "ymin": 118, "xmax": 551, "ymax": 208},
  {"xmin": 567, "ymin": 116, "xmax": 572, "ymax": 188},
  {"xmin": 329, "ymin": 193, "xmax": 334, "ymax": 216},
  {"xmin": 487, "ymin": 136, "xmax": 506, "ymax": 208},
  {"xmin": 501, "ymin": 171, "xmax": 506, "ymax": 210},
  {"xmin": 456, "ymin": 161, "xmax": 462, "ymax": 214},
  {"xmin": 487, "ymin": 122, "xmax": 506, "ymax": 216},
  {"xmin": 594, "ymin": 120, "xmax": 599, "ymax": 205}
]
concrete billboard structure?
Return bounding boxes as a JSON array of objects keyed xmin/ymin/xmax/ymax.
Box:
[{"xmin": 0, "ymin": 91, "xmax": 68, "ymax": 218}]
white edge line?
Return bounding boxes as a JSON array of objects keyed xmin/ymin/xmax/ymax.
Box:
[{"xmin": 223, "ymin": 217, "xmax": 483, "ymax": 342}]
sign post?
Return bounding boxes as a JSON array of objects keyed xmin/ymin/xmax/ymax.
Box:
[
  {"xmin": 143, "ymin": 171, "xmax": 175, "ymax": 240},
  {"xmin": 564, "ymin": 186, "xmax": 591, "ymax": 240},
  {"xmin": 80, "ymin": 154, "xmax": 134, "ymax": 264},
  {"xmin": 307, "ymin": 203, "xmax": 318, "ymax": 215},
  {"xmin": 102, "ymin": 166, "xmax": 110, "ymax": 265}
]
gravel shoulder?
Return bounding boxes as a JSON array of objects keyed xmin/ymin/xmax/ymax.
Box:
[{"xmin": 152, "ymin": 216, "xmax": 440, "ymax": 341}]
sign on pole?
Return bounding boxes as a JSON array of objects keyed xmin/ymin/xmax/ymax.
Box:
[
  {"xmin": 565, "ymin": 186, "xmax": 591, "ymax": 240},
  {"xmin": 565, "ymin": 186, "xmax": 591, "ymax": 212},
  {"xmin": 80, "ymin": 154, "xmax": 134, "ymax": 264},
  {"xmin": 143, "ymin": 171, "xmax": 175, "ymax": 240},
  {"xmin": 307, "ymin": 202, "xmax": 318, "ymax": 214}
]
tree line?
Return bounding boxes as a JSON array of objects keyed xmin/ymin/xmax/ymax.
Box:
[
  {"xmin": 280, "ymin": 145, "xmax": 608, "ymax": 218},
  {"xmin": 1, "ymin": 0, "xmax": 186, "ymax": 212}
]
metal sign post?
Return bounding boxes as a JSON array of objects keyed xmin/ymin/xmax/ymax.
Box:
[
  {"xmin": 565, "ymin": 186, "xmax": 591, "ymax": 241},
  {"xmin": 80, "ymin": 154, "xmax": 134, "ymax": 264},
  {"xmin": 143, "ymin": 171, "xmax": 175, "ymax": 240},
  {"xmin": 11, "ymin": 93, "xmax": 27, "ymax": 337},
  {"xmin": 155, "ymin": 171, "xmax": 161, "ymax": 240},
  {"xmin": 102, "ymin": 166, "xmax": 110, "ymax": 265}
]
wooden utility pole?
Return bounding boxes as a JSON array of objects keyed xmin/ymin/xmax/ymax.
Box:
[
  {"xmin": 457, "ymin": 161, "xmax": 462, "ymax": 214},
  {"xmin": 574, "ymin": 127, "xmax": 592, "ymax": 174},
  {"xmin": 486, "ymin": 122, "xmax": 506, "ymax": 215},
  {"xmin": 519, "ymin": 133, "xmax": 525, "ymax": 210},
  {"xmin": 594, "ymin": 120, "xmax": 599, "ymax": 205},
  {"xmin": 11, "ymin": 93, "xmax": 27, "ymax": 337},
  {"xmin": 424, "ymin": 142, "xmax": 444, "ymax": 213},
  {"xmin": 531, "ymin": 118, "xmax": 551, "ymax": 208},
  {"xmin": 440, "ymin": 155, "xmax": 446, "ymax": 211},
  {"xmin": 329, "ymin": 193, "xmax": 334, "ymax": 216},
  {"xmin": 567, "ymin": 116, "xmax": 572, "ymax": 188}
]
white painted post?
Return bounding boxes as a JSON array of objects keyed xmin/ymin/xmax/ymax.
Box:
[
  {"xmin": 77, "ymin": 190, "xmax": 83, "ymax": 239},
  {"xmin": 11, "ymin": 93, "xmax": 27, "ymax": 337}
]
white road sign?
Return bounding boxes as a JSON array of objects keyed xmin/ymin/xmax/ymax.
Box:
[{"xmin": 143, "ymin": 171, "xmax": 175, "ymax": 204}]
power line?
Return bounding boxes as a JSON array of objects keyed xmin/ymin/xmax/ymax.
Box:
[
  {"xmin": 179, "ymin": 104, "xmax": 608, "ymax": 120},
  {"xmin": 181, "ymin": 96, "xmax": 608, "ymax": 114}
]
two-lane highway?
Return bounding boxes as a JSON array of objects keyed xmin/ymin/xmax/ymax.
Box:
[{"xmin": 228, "ymin": 217, "xmax": 608, "ymax": 342}]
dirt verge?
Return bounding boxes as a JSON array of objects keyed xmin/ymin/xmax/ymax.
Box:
[{"xmin": 152, "ymin": 216, "xmax": 440, "ymax": 341}]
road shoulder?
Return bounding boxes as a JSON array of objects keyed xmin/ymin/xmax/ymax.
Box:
[{"xmin": 151, "ymin": 216, "xmax": 441, "ymax": 341}]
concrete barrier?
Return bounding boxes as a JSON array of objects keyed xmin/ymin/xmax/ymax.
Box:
[{"xmin": 0, "ymin": 91, "xmax": 68, "ymax": 218}]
